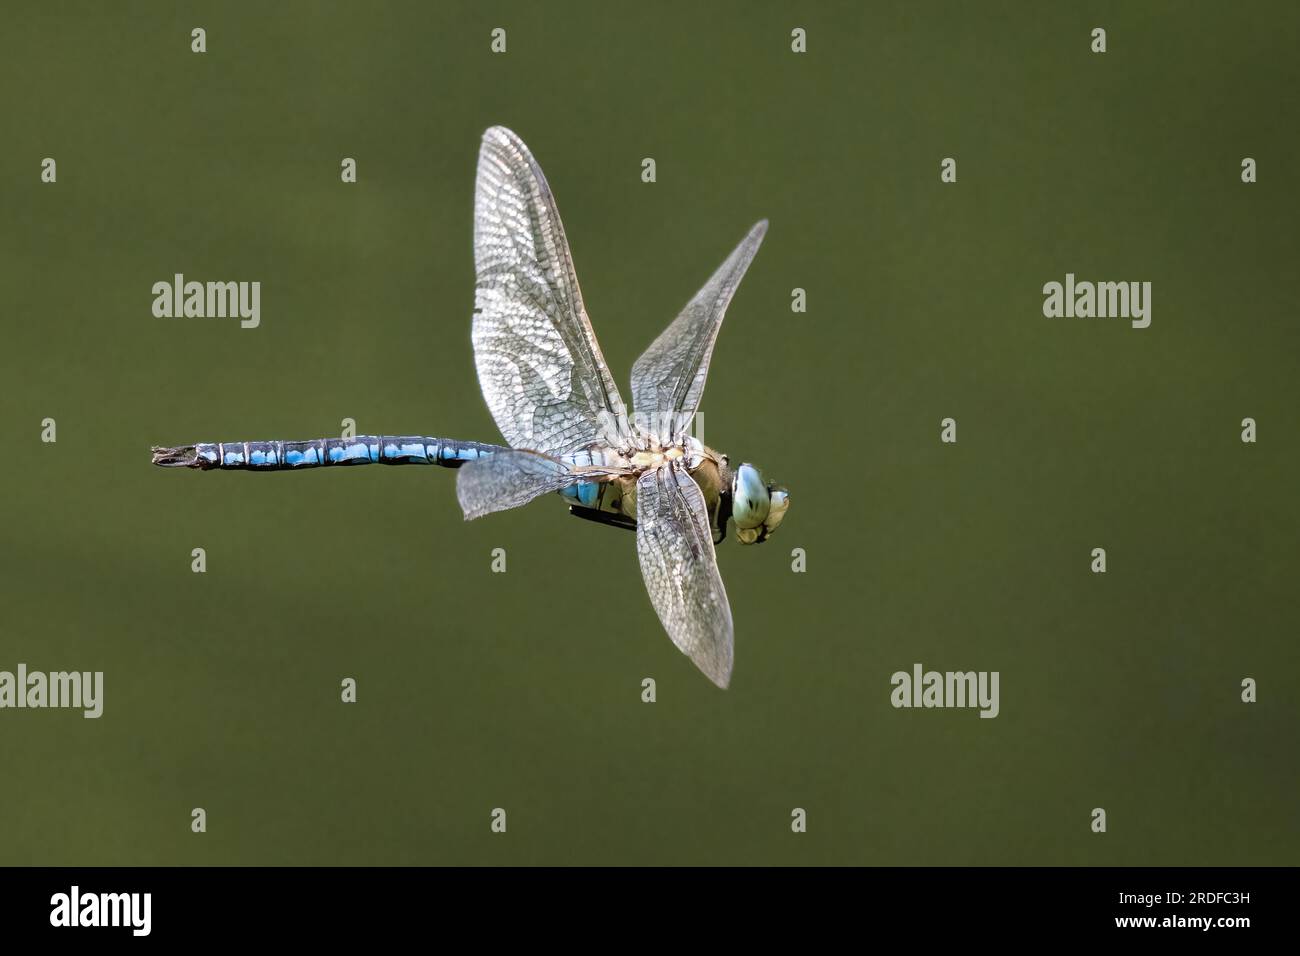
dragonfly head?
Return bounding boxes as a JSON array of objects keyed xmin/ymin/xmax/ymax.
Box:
[{"xmin": 726, "ymin": 462, "xmax": 790, "ymax": 545}]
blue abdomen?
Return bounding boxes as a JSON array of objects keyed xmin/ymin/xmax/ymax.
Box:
[{"xmin": 560, "ymin": 480, "xmax": 600, "ymax": 508}]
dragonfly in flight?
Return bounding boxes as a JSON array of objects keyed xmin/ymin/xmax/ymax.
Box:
[{"xmin": 153, "ymin": 126, "xmax": 788, "ymax": 688}]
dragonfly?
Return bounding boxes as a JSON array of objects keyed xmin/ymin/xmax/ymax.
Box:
[{"xmin": 152, "ymin": 126, "xmax": 788, "ymax": 688}]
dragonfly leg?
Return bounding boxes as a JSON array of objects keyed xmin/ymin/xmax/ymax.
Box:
[
  {"xmin": 568, "ymin": 506, "xmax": 637, "ymax": 533},
  {"xmin": 566, "ymin": 500, "xmax": 727, "ymax": 542}
]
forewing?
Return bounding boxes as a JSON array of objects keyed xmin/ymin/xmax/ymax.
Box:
[
  {"xmin": 474, "ymin": 126, "xmax": 628, "ymax": 454},
  {"xmin": 635, "ymin": 463, "xmax": 734, "ymax": 688},
  {"xmin": 456, "ymin": 449, "xmax": 623, "ymax": 520},
  {"xmin": 630, "ymin": 220, "xmax": 767, "ymax": 443}
]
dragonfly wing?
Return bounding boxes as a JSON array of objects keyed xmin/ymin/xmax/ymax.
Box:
[
  {"xmin": 456, "ymin": 449, "xmax": 624, "ymax": 520},
  {"xmin": 474, "ymin": 126, "xmax": 629, "ymax": 455},
  {"xmin": 629, "ymin": 220, "xmax": 767, "ymax": 444},
  {"xmin": 635, "ymin": 462, "xmax": 734, "ymax": 688}
]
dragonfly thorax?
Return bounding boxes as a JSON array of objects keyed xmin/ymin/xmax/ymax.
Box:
[
  {"xmin": 583, "ymin": 444, "xmax": 790, "ymax": 547},
  {"xmin": 631, "ymin": 447, "xmax": 681, "ymax": 469},
  {"xmin": 629, "ymin": 435, "xmax": 705, "ymax": 471}
]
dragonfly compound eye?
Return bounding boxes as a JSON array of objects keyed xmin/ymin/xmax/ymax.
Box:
[
  {"xmin": 762, "ymin": 488, "xmax": 789, "ymax": 538},
  {"xmin": 731, "ymin": 463, "xmax": 771, "ymax": 532}
]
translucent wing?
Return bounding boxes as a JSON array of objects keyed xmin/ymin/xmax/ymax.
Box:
[
  {"xmin": 635, "ymin": 462, "xmax": 734, "ymax": 688},
  {"xmin": 630, "ymin": 220, "xmax": 767, "ymax": 444},
  {"xmin": 456, "ymin": 449, "xmax": 625, "ymax": 520},
  {"xmin": 473, "ymin": 126, "xmax": 629, "ymax": 455}
]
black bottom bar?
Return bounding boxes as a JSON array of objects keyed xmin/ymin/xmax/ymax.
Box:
[{"xmin": 0, "ymin": 866, "xmax": 1282, "ymax": 943}]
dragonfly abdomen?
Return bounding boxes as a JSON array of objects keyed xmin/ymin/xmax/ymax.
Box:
[{"xmin": 151, "ymin": 436, "xmax": 505, "ymax": 470}]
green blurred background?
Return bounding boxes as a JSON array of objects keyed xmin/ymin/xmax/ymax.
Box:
[{"xmin": 2, "ymin": 1, "xmax": 1296, "ymax": 865}]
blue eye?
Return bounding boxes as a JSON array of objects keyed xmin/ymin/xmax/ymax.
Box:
[
  {"xmin": 764, "ymin": 489, "xmax": 789, "ymax": 535},
  {"xmin": 732, "ymin": 463, "xmax": 770, "ymax": 529}
]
